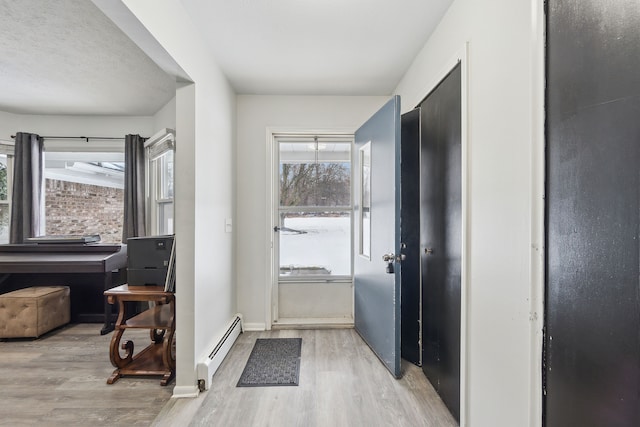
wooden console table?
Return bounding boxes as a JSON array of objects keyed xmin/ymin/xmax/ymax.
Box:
[{"xmin": 104, "ymin": 284, "xmax": 175, "ymax": 386}]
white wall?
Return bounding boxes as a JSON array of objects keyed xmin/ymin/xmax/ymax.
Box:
[
  {"xmin": 236, "ymin": 95, "xmax": 388, "ymax": 329},
  {"xmin": 0, "ymin": 110, "xmax": 21, "ymax": 141},
  {"xmin": 0, "ymin": 99, "xmax": 176, "ymax": 145},
  {"xmin": 120, "ymin": 0, "xmax": 237, "ymax": 397},
  {"xmin": 0, "ymin": 110, "xmax": 153, "ymax": 146},
  {"xmin": 393, "ymin": 0, "xmax": 544, "ymax": 426},
  {"xmin": 153, "ymin": 96, "xmax": 176, "ymax": 131}
]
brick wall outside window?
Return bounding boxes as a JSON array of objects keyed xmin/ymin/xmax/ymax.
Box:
[{"xmin": 45, "ymin": 179, "xmax": 124, "ymax": 243}]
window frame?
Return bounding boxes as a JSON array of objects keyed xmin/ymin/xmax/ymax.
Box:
[{"xmin": 145, "ymin": 129, "xmax": 175, "ymax": 236}]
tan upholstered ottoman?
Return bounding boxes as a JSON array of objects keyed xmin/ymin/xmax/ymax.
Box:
[{"xmin": 0, "ymin": 286, "xmax": 70, "ymax": 338}]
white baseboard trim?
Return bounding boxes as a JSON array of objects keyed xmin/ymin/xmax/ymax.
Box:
[
  {"xmin": 196, "ymin": 314, "xmax": 243, "ymax": 390},
  {"xmin": 242, "ymin": 322, "xmax": 266, "ymax": 331},
  {"xmin": 172, "ymin": 385, "xmax": 200, "ymax": 398},
  {"xmin": 273, "ymin": 317, "xmax": 354, "ymax": 329}
]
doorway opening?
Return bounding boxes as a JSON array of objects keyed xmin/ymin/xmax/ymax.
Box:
[{"xmin": 269, "ymin": 133, "xmax": 354, "ymax": 327}]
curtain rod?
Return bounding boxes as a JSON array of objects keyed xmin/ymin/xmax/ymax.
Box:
[{"xmin": 10, "ymin": 135, "xmax": 125, "ymax": 142}]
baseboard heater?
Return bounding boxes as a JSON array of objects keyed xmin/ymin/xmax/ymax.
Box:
[{"xmin": 197, "ymin": 314, "xmax": 243, "ymax": 391}]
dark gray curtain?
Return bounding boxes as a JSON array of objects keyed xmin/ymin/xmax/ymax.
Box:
[
  {"xmin": 122, "ymin": 134, "xmax": 147, "ymax": 242},
  {"xmin": 10, "ymin": 132, "xmax": 44, "ymax": 243}
]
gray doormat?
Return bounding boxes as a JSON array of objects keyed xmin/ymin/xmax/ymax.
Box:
[{"xmin": 237, "ymin": 338, "xmax": 302, "ymax": 387}]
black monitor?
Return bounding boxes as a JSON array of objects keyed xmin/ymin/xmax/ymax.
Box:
[{"xmin": 127, "ymin": 235, "xmax": 174, "ymax": 286}]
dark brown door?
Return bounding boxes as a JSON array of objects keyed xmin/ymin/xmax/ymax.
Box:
[{"xmin": 420, "ymin": 63, "xmax": 462, "ymax": 422}]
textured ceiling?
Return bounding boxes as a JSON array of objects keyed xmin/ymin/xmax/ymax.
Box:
[
  {"xmin": 0, "ymin": 0, "xmax": 176, "ymax": 116},
  {"xmin": 0, "ymin": 0, "xmax": 454, "ymax": 115},
  {"xmin": 181, "ymin": 0, "xmax": 454, "ymax": 95}
]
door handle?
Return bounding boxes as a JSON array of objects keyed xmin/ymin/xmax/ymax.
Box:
[
  {"xmin": 383, "ymin": 253, "xmax": 406, "ymax": 262},
  {"xmin": 425, "ymin": 248, "xmax": 433, "ymax": 255},
  {"xmin": 383, "ymin": 252, "xmax": 406, "ymax": 274}
]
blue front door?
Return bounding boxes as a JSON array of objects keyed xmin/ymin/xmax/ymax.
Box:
[{"xmin": 353, "ymin": 96, "xmax": 402, "ymax": 378}]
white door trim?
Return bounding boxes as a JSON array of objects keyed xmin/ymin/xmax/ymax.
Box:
[
  {"xmin": 529, "ymin": 0, "xmax": 546, "ymax": 425},
  {"xmin": 264, "ymin": 127, "xmax": 355, "ymax": 330}
]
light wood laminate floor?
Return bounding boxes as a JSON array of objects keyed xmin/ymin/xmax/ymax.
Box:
[
  {"xmin": 0, "ymin": 325, "xmax": 457, "ymax": 427},
  {"xmin": 159, "ymin": 329, "xmax": 458, "ymax": 427},
  {"xmin": 0, "ymin": 323, "xmax": 173, "ymax": 426}
]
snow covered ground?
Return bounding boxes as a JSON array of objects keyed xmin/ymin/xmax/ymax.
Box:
[{"xmin": 280, "ymin": 216, "xmax": 351, "ymax": 276}]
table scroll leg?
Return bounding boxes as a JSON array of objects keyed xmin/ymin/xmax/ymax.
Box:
[
  {"xmin": 100, "ymin": 271, "xmax": 114, "ymax": 335},
  {"xmin": 107, "ymin": 328, "xmax": 133, "ymax": 384},
  {"xmin": 160, "ymin": 301, "xmax": 176, "ymax": 386},
  {"xmin": 107, "ymin": 370, "xmax": 122, "ymax": 385},
  {"xmin": 160, "ymin": 371, "xmax": 175, "ymax": 387}
]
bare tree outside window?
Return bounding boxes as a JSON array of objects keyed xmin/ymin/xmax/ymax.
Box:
[
  {"xmin": 0, "ymin": 162, "xmax": 7, "ymax": 199},
  {"xmin": 280, "ymin": 162, "xmax": 350, "ymax": 207}
]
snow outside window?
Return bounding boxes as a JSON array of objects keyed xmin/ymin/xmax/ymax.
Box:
[{"xmin": 277, "ymin": 137, "xmax": 352, "ymax": 279}]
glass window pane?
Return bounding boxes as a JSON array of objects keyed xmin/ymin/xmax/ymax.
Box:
[
  {"xmin": 279, "ymin": 142, "xmax": 350, "ymax": 207},
  {"xmin": 158, "ymin": 202, "xmax": 174, "ymax": 235},
  {"xmin": 0, "ymin": 155, "xmax": 8, "ymax": 201},
  {"xmin": 159, "ymin": 151, "xmax": 174, "ymax": 200},
  {"xmin": 279, "ymin": 211, "xmax": 351, "ymax": 277},
  {"xmin": 0, "ymin": 204, "xmax": 9, "ymax": 244},
  {"xmin": 360, "ymin": 143, "xmax": 371, "ymax": 258},
  {"xmin": 43, "ymin": 152, "xmax": 124, "ymax": 243}
]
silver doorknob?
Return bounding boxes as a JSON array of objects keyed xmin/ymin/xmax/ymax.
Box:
[
  {"xmin": 383, "ymin": 253, "xmax": 406, "ymax": 262},
  {"xmin": 425, "ymin": 248, "xmax": 433, "ymax": 255}
]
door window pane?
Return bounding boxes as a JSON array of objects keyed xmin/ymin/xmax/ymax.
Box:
[
  {"xmin": 279, "ymin": 142, "xmax": 350, "ymax": 207},
  {"xmin": 279, "ymin": 211, "xmax": 351, "ymax": 276},
  {"xmin": 277, "ymin": 138, "xmax": 352, "ymax": 278},
  {"xmin": 359, "ymin": 142, "xmax": 371, "ymax": 258}
]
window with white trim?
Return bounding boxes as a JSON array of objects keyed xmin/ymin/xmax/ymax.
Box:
[
  {"xmin": 43, "ymin": 139, "xmax": 125, "ymax": 243},
  {"xmin": 146, "ymin": 129, "xmax": 175, "ymax": 236}
]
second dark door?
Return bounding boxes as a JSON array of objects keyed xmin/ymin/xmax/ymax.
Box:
[
  {"xmin": 420, "ymin": 62, "xmax": 462, "ymax": 422},
  {"xmin": 400, "ymin": 108, "xmax": 421, "ymax": 366}
]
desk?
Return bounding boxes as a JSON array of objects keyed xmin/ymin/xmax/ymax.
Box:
[
  {"xmin": 104, "ymin": 285, "xmax": 175, "ymax": 386},
  {"xmin": 0, "ymin": 244, "xmax": 127, "ymax": 334}
]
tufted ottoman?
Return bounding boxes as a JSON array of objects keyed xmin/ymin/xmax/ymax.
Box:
[{"xmin": 0, "ymin": 286, "xmax": 70, "ymax": 338}]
